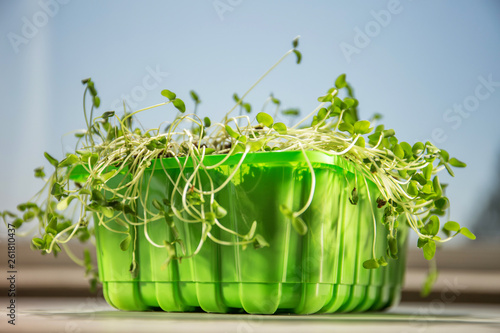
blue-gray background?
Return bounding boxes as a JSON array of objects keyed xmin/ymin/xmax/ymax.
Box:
[{"xmin": 1, "ymin": 0, "xmax": 500, "ymax": 244}]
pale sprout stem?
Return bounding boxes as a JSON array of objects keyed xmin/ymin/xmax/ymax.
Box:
[
  {"xmin": 225, "ymin": 49, "xmax": 295, "ymax": 120},
  {"xmin": 363, "ymin": 177, "xmax": 378, "ymax": 259},
  {"xmin": 293, "ymin": 144, "xmax": 316, "ymax": 217},
  {"xmin": 292, "ymin": 102, "xmax": 327, "ymax": 129}
]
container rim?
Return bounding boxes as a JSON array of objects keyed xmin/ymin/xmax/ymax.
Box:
[{"xmin": 70, "ymin": 150, "xmax": 362, "ymax": 179}]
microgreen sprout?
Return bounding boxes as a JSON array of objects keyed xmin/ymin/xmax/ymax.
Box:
[{"xmin": 1, "ymin": 37, "xmax": 473, "ymax": 295}]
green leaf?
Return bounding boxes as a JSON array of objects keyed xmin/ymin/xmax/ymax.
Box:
[
  {"xmin": 161, "ymin": 89, "xmax": 176, "ymax": 101},
  {"xmin": 272, "ymin": 122, "xmax": 287, "ymax": 134},
  {"xmin": 292, "ymin": 216, "xmax": 308, "ymax": 235},
  {"xmin": 115, "ymin": 218, "xmax": 129, "ymax": 230},
  {"xmin": 204, "ymin": 117, "xmax": 211, "ymax": 127},
  {"xmin": 343, "ymin": 110, "xmax": 355, "ymax": 125},
  {"xmin": 189, "ymin": 90, "xmax": 201, "ymax": 104},
  {"xmin": 400, "ymin": 142, "xmax": 413, "ymax": 157},
  {"xmin": 443, "ymin": 221, "xmax": 460, "ymax": 232},
  {"xmin": 282, "ymin": 108, "xmax": 300, "ymax": 116},
  {"xmin": 279, "ymin": 204, "xmax": 293, "ymax": 218},
  {"xmin": 225, "ymin": 125, "xmax": 239, "ymax": 139},
  {"xmin": 212, "ymin": 201, "xmax": 227, "ymax": 219},
  {"xmin": 31, "ymin": 237, "xmax": 45, "ymax": 250},
  {"xmin": 459, "ymin": 227, "xmax": 476, "ymax": 240},
  {"xmin": 145, "ymin": 141, "xmax": 157, "ymax": 151},
  {"xmin": 270, "ymin": 94, "xmax": 280, "ymax": 106},
  {"xmin": 344, "ymin": 97, "xmax": 357, "ymax": 108},
  {"xmin": 44, "ymin": 152, "xmax": 59, "ymax": 167},
  {"xmin": 439, "ymin": 149, "xmax": 450, "ymax": 163},
  {"xmin": 248, "ymin": 139, "xmax": 266, "ymax": 152},
  {"xmin": 232, "ymin": 93, "xmax": 240, "ymax": 103},
  {"xmin": 349, "ymin": 187, "xmax": 358, "ymax": 205},
  {"xmin": 434, "ymin": 197, "xmax": 450, "ymax": 210},
  {"xmin": 292, "ymin": 36, "xmax": 299, "ymax": 48},
  {"xmin": 412, "ymin": 173, "xmax": 427, "ymax": 186},
  {"xmin": 205, "ymin": 212, "xmax": 216, "ymax": 224},
  {"xmin": 422, "ymin": 216, "xmax": 440, "ymax": 236},
  {"xmin": 172, "ymin": 98, "xmax": 186, "ymax": 113},
  {"xmin": 353, "ymin": 120, "xmax": 371, "ymax": 134},
  {"xmin": 108, "ymin": 200, "xmax": 124, "ymax": 212},
  {"xmin": 100, "ymin": 206, "xmax": 114, "ymax": 218},
  {"xmin": 101, "ymin": 170, "xmax": 117, "ymax": 182},
  {"xmin": 377, "ymin": 256, "xmax": 388, "ymax": 267},
  {"xmin": 392, "ymin": 144, "xmax": 404, "ymax": 159},
  {"xmin": 57, "ymin": 195, "xmax": 76, "ymax": 211},
  {"xmin": 368, "ymin": 131, "xmax": 382, "ymax": 145},
  {"xmin": 449, "ymin": 158, "xmax": 466, "ymax": 168},
  {"xmin": 423, "ymin": 163, "xmax": 433, "ymax": 181},
  {"xmin": 338, "ymin": 122, "xmax": 354, "ymax": 134},
  {"xmin": 152, "ymin": 199, "xmax": 164, "ymax": 211},
  {"xmin": 201, "ymin": 222, "xmax": 212, "ymax": 242},
  {"xmin": 34, "ymin": 167, "xmax": 45, "ymax": 178},
  {"xmin": 204, "ymin": 148, "xmax": 215, "ymax": 155},
  {"xmin": 317, "ymin": 108, "xmax": 328, "ymax": 120},
  {"xmin": 50, "ymin": 183, "xmax": 65, "ymax": 199},
  {"xmin": 45, "ymin": 217, "xmax": 58, "ymax": 235},
  {"xmin": 388, "ymin": 236, "xmax": 398, "ymax": 257},
  {"xmin": 417, "ymin": 237, "xmax": 428, "ymax": 248},
  {"xmin": 355, "ymin": 136, "xmax": 365, "ymax": 148},
  {"xmin": 93, "ymin": 96, "xmax": 101, "ymax": 108},
  {"xmin": 256, "ymin": 112, "xmax": 274, "ymax": 127},
  {"xmin": 423, "ymin": 240, "xmax": 436, "ymax": 260},
  {"xmin": 87, "ymin": 80, "xmax": 97, "ymax": 96},
  {"xmin": 246, "ymin": 221, "xmax": 257, "ymax": 240},
  {"xmin": 421, "ymin": 266, "xmax": 438, "ymax": 297},
  {"xmin": 120, "ymin": 234, "xmax": 132, "ymax": 251},
  {"xmin": 444, "ymin": 163, "xmax": 455, "ymax": 177},
  {"xmin": 232, "ymin": 143, "xmax": 246, "ymax": 154},
  {"xmin": 383, "ymin": 129, "xmax": 395, "ymax": 137},
  {"xmin": 91, "ymin": 189, "xmax": 107, "ymax": 206},
  {"xmin": 412, "ymin": 142, "xmax": 424, "ymax": 155},
  {"xmin": 84, "ymin": 248, "xmax": 92, "ymax": 266},
  {"xmin": 12, "ymin": 219, "xmax": 23, "ymax": 229},
  {"xmin": 58, "ymin": 154, "xmax": 79, "ymax": 168},
  {"xmin": 363, "ymin": 259, "xmax": 380, "ymax": 269},
  {"xmin": 102, "ymin": 111, "xmax": 115, "ymax": 119},
  {"xmin": 335, "ymin": 74, "xmax": 346, "ymax": 89},
  {"xmin": 433, "ymin": 176, "xmax": 442, "ymax": 197},
  {"xmin": 293, "ymin": 50, "xmax": 302, "ymax": 64},
  {"xmin": 254, "ymin": 234, "xmax": 270, "ymax": 249},
  {"xmin": 243, "ymin": 103, "xmax": 252, "ymax": 113},
  {"xmin": 421, "ymin": 183, "xmax": 433, "ymax": 194},
  {"xmin": 407, "ymin": 181, "xmax": 418, "ymax": 197},
  {"xmin": 388, "ymin": 136, "xmax": 398, "ymax": 147},
  {"xmin": 123, "ymin": 205, "xmax": 136, "ymax": 216}
]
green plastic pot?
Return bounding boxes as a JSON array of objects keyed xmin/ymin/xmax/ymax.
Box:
[{"xmin": 79, "ymin": 151, "xmax": 408, "ymax": 314}]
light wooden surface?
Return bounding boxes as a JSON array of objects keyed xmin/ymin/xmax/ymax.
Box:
[{"xmin": 1, "ymin": 298, "xmax": 499, "ymax": 333}]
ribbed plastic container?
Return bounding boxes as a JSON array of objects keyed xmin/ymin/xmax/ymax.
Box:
[{"xmin": 86, "ymin": 151, "xmax": 408, "ymax": 314}]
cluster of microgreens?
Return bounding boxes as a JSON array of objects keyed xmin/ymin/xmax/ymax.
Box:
[{"xmin": 1, "ymin": 37, "xmax": 475, "ymax": 295}]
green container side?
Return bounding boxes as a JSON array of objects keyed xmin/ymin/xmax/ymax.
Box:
[{"xmin": 87, "ymin": 151, "xmax": 409, "ymax": 314}]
